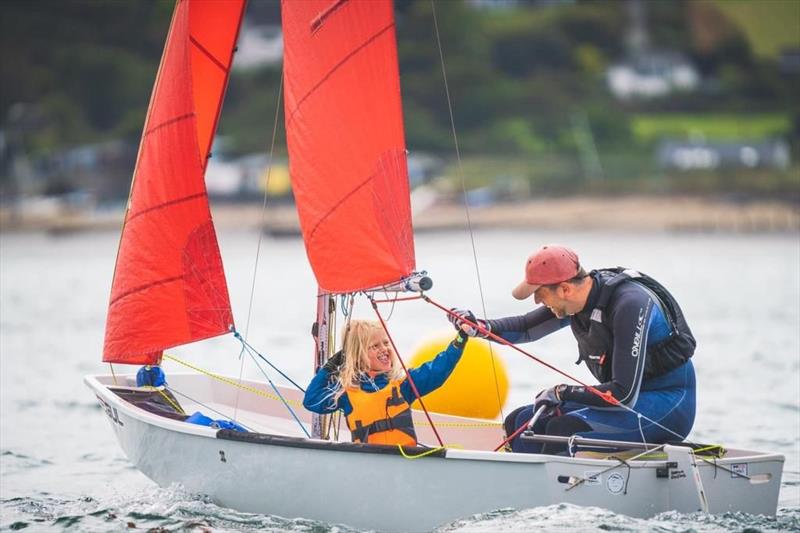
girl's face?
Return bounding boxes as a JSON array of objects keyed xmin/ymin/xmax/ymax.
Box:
[{"xmin": 364, "ymin": 330, "xmax": 393, "ymax": 376}]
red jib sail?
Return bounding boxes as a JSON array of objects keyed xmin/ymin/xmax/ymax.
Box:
[
  {"xmin": 282, "ymin": 0, "xmax": 415, "ymax": 293},
  {"xmin": 103, "ymin": 0, "xmax": 245, "ymax": 364}
]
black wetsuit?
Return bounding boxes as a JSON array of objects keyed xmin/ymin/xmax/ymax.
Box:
[{"xmin": 491, "ymin": 268, "xmax": 697, "ymax": 454}]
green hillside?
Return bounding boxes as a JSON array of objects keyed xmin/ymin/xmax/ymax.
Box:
[
  {"xmin": 2, "ymin": 0, "xmax": 798, "ymax": 200},
  {"xmin": 631, "ymin": 113, "xmax": 791, "ymax": 143},
  {"xmin": 713, "ymin": 0, "xmax": 800, "ymax": 58}
]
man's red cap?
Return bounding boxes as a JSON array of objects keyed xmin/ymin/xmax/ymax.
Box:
[{"xmin": 511, "ymin": 245, "xmax": 581, "ymax": 300}]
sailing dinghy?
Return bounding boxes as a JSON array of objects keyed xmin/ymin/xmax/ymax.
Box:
[{"xmin": 85, "ymin": 1, "xmax": 784, "ymax": 530}]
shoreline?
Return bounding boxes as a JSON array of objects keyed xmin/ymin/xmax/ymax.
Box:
[{"xmin": 1, "ymin": 195, "xmax": 798, "ymax": 235}]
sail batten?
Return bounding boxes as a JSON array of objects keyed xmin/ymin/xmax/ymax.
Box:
[
  {"xmin": 126, "ymin": 191, "xmax": 207, "ymax": 221},
  {"xmin": 103, "ymin": 0, "xmax": 245, "ymax": 365},
  {"xmin": 108, "ymin": 276, "xmax": 183, "ymax": 306},
  {"xmin": 282, "ymin": 0, "xmax": 415, "ymax": 293},
  {"xmin": 284, "ymin": 22, "xmax": 396, "ymax": 127},
  {"xmin": 143, "ymin": 113, "xmax": 195, "ymax": 137},
  {"xmin": 310, "ymin": 0, "xmax": 348, "ymax": 32},
  {"xmin": 189, "ymin": 37, "xmax": 228, "ymax": 72}
]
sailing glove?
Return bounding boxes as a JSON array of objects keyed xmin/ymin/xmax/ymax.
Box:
[
  {"xmin": 533, "ymin": 385, "xmax": 565, "ymax": 413},
  {"xmin": 322, "ymin": 350, "xmax": 345, "ymax": 374},
  {"xmin": 454, "ymin": 329, "xmax": 470, "ymax": 346},
  {"xmin": 448, "ymin": 308, "xmax": 491, "ymax": 338}
]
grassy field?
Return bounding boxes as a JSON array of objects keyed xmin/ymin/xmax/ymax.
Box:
[
  {"xmin": 713, "ymin": 0, "xmax": 800, "ymax": 58},
  {"xmin": 436, "ymin": 152, "xmax": 800, "ymax": 199},
  {"xmin": 631, "ymin": 113, "xmax": 791, "ymax": 143}
]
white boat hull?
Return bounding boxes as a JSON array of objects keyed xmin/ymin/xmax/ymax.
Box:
[{"xmin": 85, "ymin": 373, "xmax": 784, "ymax": 531}]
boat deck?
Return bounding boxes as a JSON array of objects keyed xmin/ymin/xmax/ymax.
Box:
[{"xmin": 95, "ymin": 373, "xmax": 778, "ymax": 461}]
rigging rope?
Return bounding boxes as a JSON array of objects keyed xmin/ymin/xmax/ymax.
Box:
[
  {"xmin": 423, "ymin": 296, "xmax": 706, "ymax": 446},
  {"xmin": 397, "ymin": 445, "xmax": 445, "ymax": 459},
  {"xmin": 316, "ymin": 293, "xmax": 355, "ymax": 442},
  {"xmin": 233, "ymin": 72, "xmax": 286, "ymax": 420},
  {"xmin": 370, "ymin": 295, "xmax": 424, "ymax": 304},
  {"xmin": 430, "ymin": 0, "xmax": 506, "ymax": 425},
  {"xmin": 162, "ymin": 349, "xmax": 309, "ymax": 438},
  {"xmin": 326, "ymin": 409, "xmax": 343, "ymax": 441},
  {"xmin": 233, "ymin": 330, "xmax": 306, "ymax": 392},
  {"xmin": 167, "ymin": 386, "xmax": 255, "ymax": 432},
  {"xmin": 143, "ymin": 385, "xmax": 186, "ymax": 415},
  {"xmin": 425, "ymin": 296, "xmax": 612, "ymax": 396},
  {"xmin": 162, "ymin": 353, "xmax": 302, "ymax": 407},
  {"xmin": 370, "ymin": 297, "xmax": 445, "ymax": 447},
  {"xmin": 242, "ymin": 348, "xmax": 311, "ymax": 439}
]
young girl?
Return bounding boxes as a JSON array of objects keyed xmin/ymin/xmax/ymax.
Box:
[{"xmin": 303, "ymin": 320, "xmax": 469, "ymax": 446}]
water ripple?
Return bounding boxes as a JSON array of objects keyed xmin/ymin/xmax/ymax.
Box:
[
  {"xmin": 52, "ymin": 400, "xmax": 101, "ymax": 411},
  {"xmin": 1, "ymin": 450, "xmax": 54, "ymax": 471},
  {"xmin": 435, "ymin": 504, "xmax": 800, "ymax": 533},
  {"xmin": 776, "ymin": 402, "xmax": 799, "ymax": 413},
  {"xmin": 2, "ymin": 486, "xmax": 362, "ymax": 533}
]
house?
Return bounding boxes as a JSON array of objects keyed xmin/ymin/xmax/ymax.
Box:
[
  {"xmin": 657, "ymin": 139, "xmax": 791, "ymax": 171},
  {"xmin": 607, "ymin": 50, "xmax": 700, "ymax": 100}
]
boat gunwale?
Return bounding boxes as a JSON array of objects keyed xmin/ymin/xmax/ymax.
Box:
[
  {"xmin": 216, "ymin": 428, "xmax": 446, "ymax": 457},
  {"xmin": 84, "ymin": 374, "xmax": 785, "ymax": 468},
  {"xmin": 85, "ymin": 374, "xmax": 219, "ymax": 438}
]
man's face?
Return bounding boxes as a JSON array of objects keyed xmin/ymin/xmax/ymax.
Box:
[{"xmin": 534, "ymin": 284, "xmax": 571, "ymax": 318}]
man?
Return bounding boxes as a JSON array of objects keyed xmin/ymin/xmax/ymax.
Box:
[{"xmin": 451, "ymin": 244, "xmax": 696, "ymax": 454}]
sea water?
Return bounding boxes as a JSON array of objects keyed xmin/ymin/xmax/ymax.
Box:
[{"xmin": 1, "ymin": 227, "xmax": 798, "ymax": 532}]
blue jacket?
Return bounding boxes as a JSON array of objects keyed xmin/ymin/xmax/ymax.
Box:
[{"xmin": 303, "ymin": 335, "xmax": 467, "ymax": 416}]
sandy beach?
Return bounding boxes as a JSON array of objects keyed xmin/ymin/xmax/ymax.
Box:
[{"xmin": 1, "ymin": 195, "xmax": 797, "ymax": 235}]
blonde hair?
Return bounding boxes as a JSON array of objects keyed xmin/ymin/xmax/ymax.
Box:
[{"xmin": 332, "ymin": 319, "xmax": 404, "ymax": 401}]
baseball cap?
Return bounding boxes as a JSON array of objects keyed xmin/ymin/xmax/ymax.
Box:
[{"xmin": 511, "ymin": 245, "xmax": 581, "ymax": 300}]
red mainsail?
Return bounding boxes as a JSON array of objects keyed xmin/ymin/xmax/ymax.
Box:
[
  {"xmin": 282, "ymin": 0, "xmax": 415, "ymax": 293},
  {"xmin": 103, "ymin": 0, "xmax": 245, "ymax": 364}
]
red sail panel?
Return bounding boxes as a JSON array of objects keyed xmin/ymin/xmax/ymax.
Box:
[
  {"xmin": 103, "ymin": 0, "xmax": 245, "ymax": 365},
  {"xmin": 282, "ymin": 0, "xmax": 415, "ymax": 293},
  {"xmin": 189, "ymin": 0, "xmax": 245, "ymax": 161}
]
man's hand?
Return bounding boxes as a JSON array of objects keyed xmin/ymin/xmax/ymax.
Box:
[
  {"xmin": 533, "ymin": 385, "xmax": 565, "ymax": 412},
  {"xmin": 448, "ymin": 308, "xmax": 490, "ymax": 338},
  {"xmin": 322, "ymin": 350, "xmax": 345, "ymax": 374}
]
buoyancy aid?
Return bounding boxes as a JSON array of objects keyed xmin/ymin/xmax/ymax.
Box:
[
  {"xmin": 571, "ymin": 268, "xmax": 696, "ymax": 382},
  {"xmin": 345, "ymin": 380, "xmax": 417, "ymax": 446}
]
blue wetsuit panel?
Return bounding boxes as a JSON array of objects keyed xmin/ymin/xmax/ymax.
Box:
[
  {"xmin": 512, "ymin": 360, "xmax": 696, "ymax": 453},
  {"xmin": 503, "ymin": 282, "xmax": 696, "ymax": 452}
]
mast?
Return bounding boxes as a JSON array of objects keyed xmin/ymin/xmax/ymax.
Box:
[{"xmin": 311, "ymin": 292, "xmax": 335, "ymax": 439}]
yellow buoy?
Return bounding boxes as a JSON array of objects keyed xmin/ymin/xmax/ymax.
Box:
[
  {"xmin": 408, "ymin": 332, "xmax": 508, "ymax": 419},
  {"xmin": 260, "ymin": 164, "xmax": 292, "ymax": 197}
]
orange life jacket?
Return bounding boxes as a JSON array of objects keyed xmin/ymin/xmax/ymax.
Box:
[{"xmin": 345, "ymin": 380, "xmax": 417, "ymax": 446}]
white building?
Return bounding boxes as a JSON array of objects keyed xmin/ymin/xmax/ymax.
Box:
[{"xmin": 607, "ymin": 51, "xmax": 700, "ymax": 100}]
